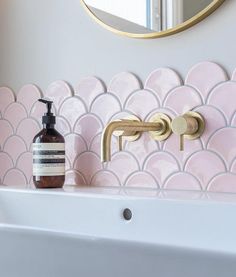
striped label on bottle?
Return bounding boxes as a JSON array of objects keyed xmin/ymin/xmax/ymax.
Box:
[{"xmin": 33, "ymin": 143, "xmax": 65, "ymax": 176}]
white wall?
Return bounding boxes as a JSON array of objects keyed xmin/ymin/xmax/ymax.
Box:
[{"xmin": 0, "ymin": 0, "xmax": 234, "ymax": 92}]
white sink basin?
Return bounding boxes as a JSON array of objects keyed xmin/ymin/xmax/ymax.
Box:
[{"xmin": 0, "ymin": 187, "xmax": 236, "ymax": 277}]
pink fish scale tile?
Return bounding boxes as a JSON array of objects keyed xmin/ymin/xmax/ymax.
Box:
[
  {"xmin": 125, "ymin": 172, "xmax": 158, "ymax": 189},
  {"xmin": 232, "ymin": 69, "xmax": 236, "ymax": 81},
  {"xmin": 145, "ymin": 68, "xmax": 182, "ymax": 104},
  {"xmin": 65, "ymin": 134, "xmax": 87, "ymax": 169},
  {"xmin": 65, "ymin": 156, "xmax": 70, "ymax": 171},
  {"xmin": 231, "ymin": 113, "xmax": 236, "ymax": 127},
  {"xmin": 124, "ymin": 89, "xmax": 160, "ymax": 120},
  {"xmin": 0, "ymin": 87, "xmax": 15, "ymax": 116},
  {"xmin": 0, "ymin": 153, "xmax": 13, "ymax": 182},
  {"xmin": 184, "ymin": 150, "xmax": 226, "ymax": 190},
  {"xmin": 73, "ymin": 114, "xmax": 103, "ymax": 146},
  {"xmin": 74, "ymin": 152, "xmax": 102, "ymax": 185},
  {"xmin": 59, "ymin": 97, "xmax": 87, "ymax": 129},
  {"xmin": 164, "ymin": 172, "xmax": 202, "ymax": 191},
  {"xmin": 144, "ymin": 152, "xmax": 179, "ymax": 187},
  {"xmin": 185, "ymin": 61, "xmax": 228, "ymax": 102},
  {"xmin": 16, "ymin": 118, "xmax": 41, "ymax": 150},
  {"xmin": 207, "ymin": 128, "xmax": 236, "ymax": 169},
  {"xmin": 1, "ymin": 61, "xmax": 236, "ymax": 193},
  {"xmin": 3, "ymin": 168, "xmax": 27, "ymax": 187},
  {"xmin": 194, "ymin": 105, "xmax": 226, "ymax": 148},
  {"xmin": 90, "ymin": 133, "xmax": 117, "ymax": 156},
  {"xmin": 75, "ymin": 76, "xmax": 106, "ymax": 109},
  {"xmin": 230, "ymin": 159, "xmax": 236, "ymax": 173},
  {"xmin": 125, "ymin": 132, "xmax": 159, "ymax": 166},
  {"xmin": 146, "ymin": 107, "xmax": 175, "ymax": 121},
  {"xmin": 207, "ymin": 82, "xmax": 236, "ymax": 124},
  {"xmin": 90, "ymin": 93, "xmax": 121, "ymax": 124},
  {"xmin": 17, "ymin": 84, "xmax": 42, "ymax": 114},
  {"xmin": 65, "ymin": 170, "xmax": 87, "ymax": 187},
  {"xmin": 108, "ymin": 72, "xmax": 142, "ymax": 106},
  {"xmin": 4, "ymin": 102, "xmax": 27, "ymax": 131},
  {"xmin": 0, "ymin": 120, "xmax": 14, "ymax": 149},
  {"xmin": 56, "ymin": 116, "xmax": 71, "ymax": 136},
  {"xmin": 17, "ymin": 152, "xmax": 33, "ymax": 184},
  {"xmin": 4, "ymin": 135, "xmax": 27, "ymax": 165},
  {"xmin": 163, "ymin": 134, "xmax": 203, "ymax": 169},
  {"xmin": 107, "ymin": 151, "xmax": 140, "ymax": 185},
  {"xmin": 30, "ymin": 100, "xmax": 48, "ymax": 124},
  {"xmin": 163, "ymin": 86, "xmax": 202, "ymax": 115},
  {"xmin": 91, "ymin": 170, "xmax": 120, "ymax": 187},
  {"xmin": 208, "ymin": 173, "xmax": 236, "ymax": 193},
  {"xmin": 46, "ymin": 81, "xmax": 73, "ymax": 111}
]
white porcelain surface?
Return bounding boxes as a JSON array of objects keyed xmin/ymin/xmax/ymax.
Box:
[{"xmin": 0, "ymin": 187, "xmax": 236, "ymax": 277}]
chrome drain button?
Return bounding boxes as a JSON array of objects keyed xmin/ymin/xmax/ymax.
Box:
[{"xmin": 123, "ymin": 208, "xmax": 132, "ymax": 221}]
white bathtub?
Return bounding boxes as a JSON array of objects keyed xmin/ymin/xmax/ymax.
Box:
[{"xmin": 0, "ymin": 187, "xmax": 236, "ymax": 277}]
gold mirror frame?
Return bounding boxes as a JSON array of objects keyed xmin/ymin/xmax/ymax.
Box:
[{"xmin": 80, "ymin": 0, "xmax": 225, "ymax": 38}]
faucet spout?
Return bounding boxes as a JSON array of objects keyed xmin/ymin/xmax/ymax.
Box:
[{"xmin": 101, "ymin": 119, "xmax": 165, "ymax": 162}]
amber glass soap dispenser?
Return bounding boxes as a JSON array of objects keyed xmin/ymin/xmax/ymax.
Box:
[{"xmin": 33, "ymin": 99, "xmax": 65, "ymax": 188}]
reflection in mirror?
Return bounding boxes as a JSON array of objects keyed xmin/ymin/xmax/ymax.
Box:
[{"xmin": 83, "ymin": 0, "xmax": 216, "ymax": 34}]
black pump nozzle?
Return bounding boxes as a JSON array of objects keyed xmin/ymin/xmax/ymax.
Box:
[
  {"xmin": 38, "ymin": 99, "xmax": 53, "ymax": 114},
  {"xmin": 38, "ymin": 99, "xmax": 56, "ymax": 126}
]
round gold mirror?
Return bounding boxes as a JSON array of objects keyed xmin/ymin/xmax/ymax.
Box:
[{"xmin": 81, "ymin": 0, "xmax": 225, "ymax": 38}]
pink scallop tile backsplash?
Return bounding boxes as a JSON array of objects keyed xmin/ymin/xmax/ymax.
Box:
[{"xmin": 1, "ymin": 61, "xmax": 236, "ymax": 193}]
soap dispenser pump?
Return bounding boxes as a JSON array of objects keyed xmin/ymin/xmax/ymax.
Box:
[{"xmin": 33, "ymin": 99, "xmax": 65, "ymax": 188}]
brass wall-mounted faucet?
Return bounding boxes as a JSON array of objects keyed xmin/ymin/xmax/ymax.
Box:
[
  {"xmin": 101, "ymin": 113, "xmax": 172, "ymax": 162},
  {"xmin": 101, "ymin": 111, "xmax": 205, "ymax": 162},
  {"xmin": 171, "ymin": 112, "xmax": 205, "ymax": 151}
]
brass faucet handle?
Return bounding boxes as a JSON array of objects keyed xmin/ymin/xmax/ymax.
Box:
[
  {"xmin": 171, "ymin": 115, "xmax": 198, "ymax": 151},
  {"xmin": 118, "ymin": 135, "xmax": 123, "ymax": 151},
  {"xmin": 171, "ymin": 112, "xmax": 205, "ymax": 151},
  {"xmin": 180, "ymin": 134, "xmax": 184, "ymax": 151}
]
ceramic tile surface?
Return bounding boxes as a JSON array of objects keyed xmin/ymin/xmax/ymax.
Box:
[{"xmin": 0, "ymin": 62, "xmax": 236, "ymax": 193}]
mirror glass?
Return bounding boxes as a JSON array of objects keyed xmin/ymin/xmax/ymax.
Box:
[{"xmin": 82, "ymin": 0, "xmax": 223, "ymax": 37}]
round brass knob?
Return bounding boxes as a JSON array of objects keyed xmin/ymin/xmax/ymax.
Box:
[
  {"xmin": 171, "ymin": 112, "xmax": 205, "ymax": 151},
  {"xmin": 171, "ymin": 116, "xmax": 198, "ymax": 136}
]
